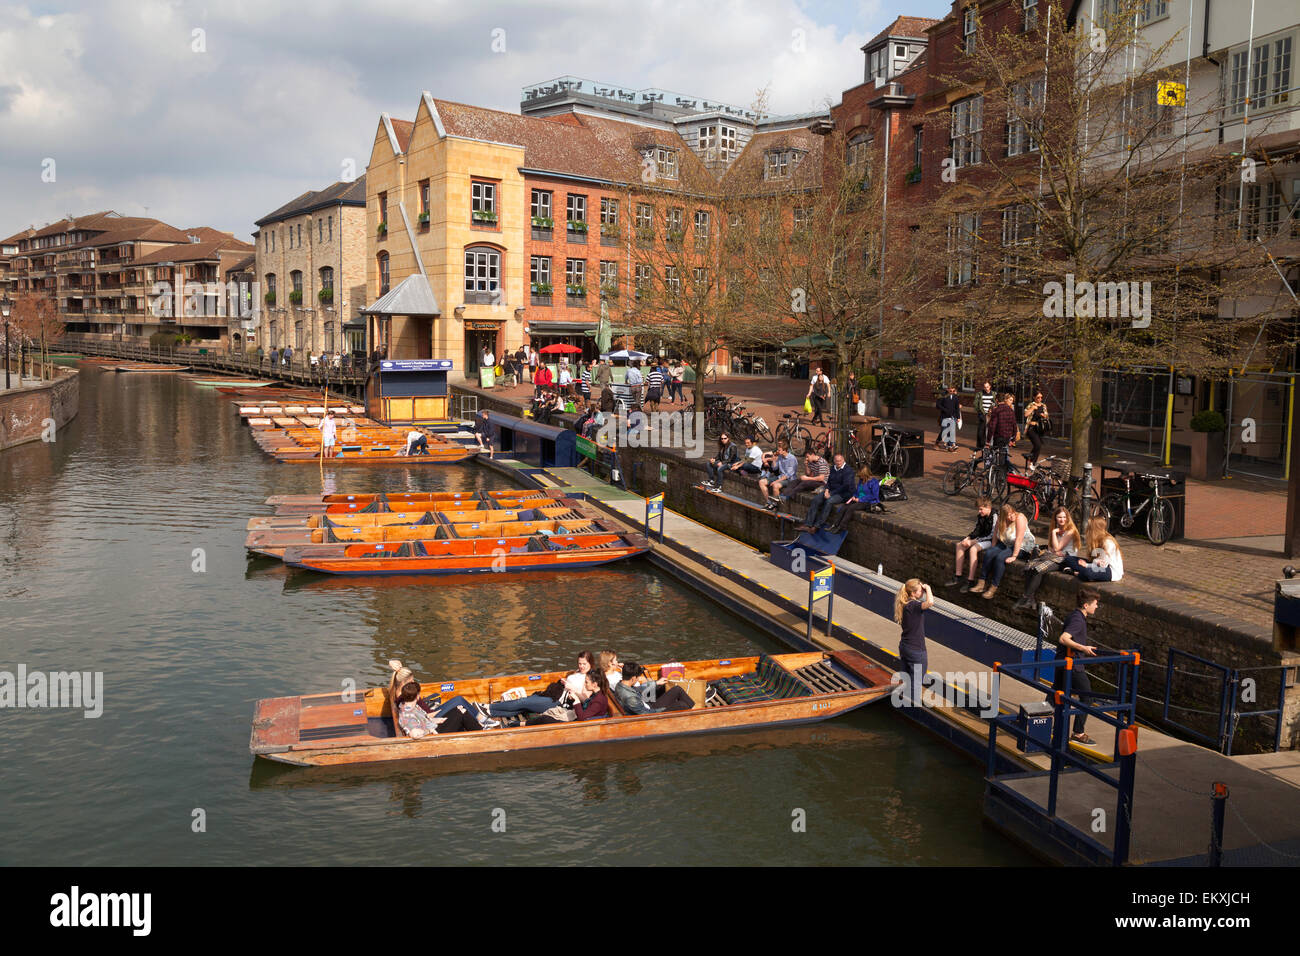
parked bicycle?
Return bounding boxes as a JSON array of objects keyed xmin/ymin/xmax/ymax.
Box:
[
  {"xmin": 1101, "ymin": 470, "xmax": 1177, "ymax": 546},
  {"xmin": 871, "ymin": 424, "xmax": 910, "ymax": 476},
  {"xmin": 941, "ymin": 445, "xmax": 993, "ymax": 498},
  {"xmin": 774, "ymin": 412, "xmax": 816, "ymax": 456}
]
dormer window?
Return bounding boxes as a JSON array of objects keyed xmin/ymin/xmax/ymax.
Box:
[
  {"xmin": 644, "ymin": 146, "xmax": 679, "ymax": 180},
  {"xmin": 764, "ymin": 149, "xmax": 803, "ymax": 181},
  {"xmin": 699, "ymin": 124, "xmax": 738, "ymax": 161}
]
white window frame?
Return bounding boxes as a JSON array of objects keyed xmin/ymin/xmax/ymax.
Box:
[
  {"xmin": 565, "ymin": 258, "xmax": 586, "ymax": 293},
  {"xmin": 1000, "ymin": 204, "xmax": 1037, "ymax": 284},
  {"xmin": 962, "ymin": 7, "xmax": 977, "ymax": 55},
  {"xmin": 764, "ymin": 149, "xmax": 802, "ymax": 180},
  {"xmin": 600, "ymin": 197, "xmax": 619, "ymax": 225},
  {"xmin": 1022, "ymin": 0, "xmax": 1037, "ymax": 31},
  {"xmin": 531, "ymin": 190, "xmax": 552, "ymax": 220},
  {"xmin": 566, "ymin": 193, "xmax": 587, "ymax": 225},
  {"xmin": 530, "ymin": 255, "xmax": 551, "ymax": 287},
  {"xmin": 599, "ymin": 260, "xmax": 618, "ymax": 294},
  {"xmin": 947, "ymin": 212, "xmax": 980, "ymax": 287},
  {"xmin": 471, "ymin": 181, "xmax": 496, "ymax": 215},
  {"xmin": 941, "ymin": 319, "xmax": 976, "ymax": 391},
  {"xmin": 1138, "ymin": 0, "xmax": 1168, "ymax": 25},
  {"xmin": 464, "ymin": 247, "xmax": 500, "ymax": 297},
  {"xmin": 1007, "ymin": 79, "xmax": 1044, "ymax": 156},
  {"xmin": 951, "ymin": 95, "xmax": 984, "ymax": 167}
]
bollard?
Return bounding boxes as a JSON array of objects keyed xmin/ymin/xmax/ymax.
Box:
[{"xmin": 1209, "ymin": 781, "xmax": 1228, "ymax": 866}]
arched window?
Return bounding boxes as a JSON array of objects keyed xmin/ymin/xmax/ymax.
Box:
[
  {"xmin": 463, "ymin": 246, "xmax": 500, "ymax": 304},
  {"xmin": 377, "ymin": 252, "xmax": 390, "ymax": 296}
]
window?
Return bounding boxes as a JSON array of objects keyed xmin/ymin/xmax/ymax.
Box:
[
  {"xmin": 530, "ymin": 255, "xmax": 552, "ymax": 296},
  {"xmin": 764, "ymin": 149, "xmax": 801, "ymax": 180},
  {"xmin": 319, "ymin": 267, "xmax": 334, "ymax": 304},
  {"xmin": 693, "ymin": 209, "xmax": 710, "ymax": 248},
  {"xmin": 634, "ymin": 264, "xmax": 651, "ymax": 299},
  {"xmin": 1219, "ymin": 179, "xmax": 1287, "ymax": 241},
  {"xmin": 1127, "ymin": 83, "xmax": 1175, "ymax": 144},
  {"xmin": 666, "ymin": 207, "xmax": 684, "ymax": 245},
  {"xmin": 378, "ymin": 191, "xmax": 388, "ymax": 225},
  {"xmin": 699, "ymin": 125, "xmax": 738, "ymax": 161},
  {"xmin": 941, "ymin": 320, "xmax": 975, "ymax": 391},
  {"xmin": 951, "ymin": 95, "xmax": 984, "ymax": 167},
  {"xmin": 913, "ymin": 125, "xmax": 924, "ymax": 172},
  {"xmin": 464, "ymin": 247, "xmax": 500, "ymax": 303},
  {"xmin": 1007, "ymin": 79, "xmax": 1044, "ymax": 156},
  {"xmin": 664, "ymin": 266, "xmax": 680, "ymax": 299},
  {"xmin": 1228, "ymin": 33, "xmax": 1293, "ymax": 116},
  {"xmin": 947, "ymin": 212, "xmax": 980, "ymax": 286},
  {"xmin": 645, "ymin": 147, "xmax": 678, "ymax": 179},
  {"xmin": 846, "ymin": 133, "xmax": 871, "ymax": 181},
  {"xmin": 635, "ymin": 203, "xmax": 653, "ymax": 236},
  {"xmin": 1000, "ymin": 204, "xmax": 1037, "ymax": 283},
  {"xmin": 1138, "ymin": 0, "xmax": 1168, "ymax": 24},
  {"xmin": 792, "ymin": 207, "xmax": 812, "ymax": 232},
  {"xmin": 868, "ymin": 46, "xmax": 886, "ymax": 81},
  {"xmin": 565, "ymin": 258, "xmax": 586, "ymax": 296},
  {"xmin": 600, "ymin": 198, "xmax": 619, "ymax": 226},
  {"xmin": 531, "ymin": 189, "xmax": 553, "ymax": 223},
  {"xmin": 297, "ymin": 223, "xmax": 302, "ymax": 247},
  {"xmin": 291, "ymin": 270, "xmax": 302, "ymax": 295},
  {"xmin": 328, "ymin": 216, "xmax": 333, "ymax": 241},
  {"xmin": 377, "ymin": 253, "xmax": 389, "ymax": 295},
  {"xmin": 420, "ymin": 179, "xmax": 430, "ymax": 214},
  {"xmin": 566, "ymin": 194, "xmax": 587, "ymax": 226},
  {"xmin": 1022, "ymin": 0, "xmax": 1037, "ymax": 31},
  {"xmin": 692, "ymin": 267, "xmax": 708, "ymax": 289},
  {"xmin": 265, "ymin": 273, "xmax": 276, "ymax": 301},
  {"xmin": 318, "ymin": 219, "xmax": 323, "ymax": 243},
  {"xmin": 471, "ymin": 181, "xmax": 497, "ymax": 224},
  {"xmin": 895, "ymin": 45, "xmax": 907, "ymax": 58},
  {"xmin": 599, "ymin": 261, "xmax": 618, "ymax": 297},
  {"xmin": 962, "ymin": 6, "xmax": 977, "ymax": 55}
]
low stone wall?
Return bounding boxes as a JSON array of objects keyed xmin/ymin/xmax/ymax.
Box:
[
  {"xmin": 0, "ymin": 367, "xmax": 79, "ymax": 451},
  {"xmin": 451, "ymin": 383, "xmax": 1300, "ymax": 753}
]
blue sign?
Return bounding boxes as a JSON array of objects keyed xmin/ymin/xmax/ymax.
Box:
[
  {"xmin": 381, "ymin": 359, "xmax": 454, "ymax": 371},
  {"xmin": 811, "ymin": 567, "xmax": 835, "ymax": 602},
  {"xmin": 647, "ymin": 494, "xmax": 664, "ymax": 518},
  {"xmin": 440, "ymin": 682, "xmax": 455, "ymax": 693}
]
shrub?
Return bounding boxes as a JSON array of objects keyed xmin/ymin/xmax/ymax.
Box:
[
  {"xmin": 1090, "ymin": 403, "xmax": 1102, "ymax": 422},
  {"xmin": 876, "ymin": 363, "xmax": 915, "ymax": 408},
  {"xmin": 859, "ymin": 374, "xmax": 877, "ymax": 391},
  {"xmin": 1190, "ymin": 409, "xmax": 1226, "ymax": 432}
]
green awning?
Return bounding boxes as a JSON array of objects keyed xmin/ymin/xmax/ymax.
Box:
[{"xmin": 782, "ymin": 333, "xmax": 833, "ymax": 349}]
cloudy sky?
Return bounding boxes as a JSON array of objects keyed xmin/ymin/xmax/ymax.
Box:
[{"xmin": 0, "ymin": 0, "xmax": 952, "ymax": 241}]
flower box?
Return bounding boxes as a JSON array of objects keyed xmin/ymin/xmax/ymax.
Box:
[
  {"xmin": 566, "ymin": 285, "xmax": 587, "ymax": 297},
  {"xmin": 600, "ymin": 222, "xmax": 619, "ymax": 237},
  {"xmin": 264, "ymin": 292, "xmax": 276, "ymax": 306},
  {"xmin": 318, "ymin": 289, "xmax": 334, "ymax": 304},
  {"xmin": 377, "ymin": 221, "xmax": 388, "ymax": 238},
  {"xmin": 472, "ymin": 209, "xmax": 498, "ymax": 224},
  {"xmin": 531, "ymin": 282, "xmax": 553, "ymax": 295},
  {"xmin": 417, "ymin": 211, "xmax": 429, "ymax": 224},
  {"xmin": 531, "ymin": 216, "xmax": 554, "ymax": 229},
  {"xmin": 567, "ymin": 220, "xmax": 588, "ymax": 233},
  {"xmin": 288, "ymin": 290, "xmax": 303, "ymax": 305}
]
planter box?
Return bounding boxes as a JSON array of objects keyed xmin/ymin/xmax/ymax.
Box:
[{"xmin": 1188, "ymin": 430, "xmax": 1226, "ymax": 480}]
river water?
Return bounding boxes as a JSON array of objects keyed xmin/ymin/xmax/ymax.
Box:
[{"xmin": 0, "ymin": 362, "xmax": 1035, "ymax": 865}]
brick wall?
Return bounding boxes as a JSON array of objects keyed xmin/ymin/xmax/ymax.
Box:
[{"xmin": 0, "ymin": 368, "xmax": 79, "ymax": 451}]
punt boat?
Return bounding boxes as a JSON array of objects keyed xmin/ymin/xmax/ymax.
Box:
[
  {"xmin": 249, "ymin": 652, "xmax": 896, "ymax": 766},
  {"xmin": 247, "ymin": 517, "xmax": 609, "ymax": 557},
  {"xmin": 115, "ymin": 364, "xmax": 193, "ymax": 373},
  {"xmin": 266, "ymin": 490, "xmax": 538, "ymax": 513}
]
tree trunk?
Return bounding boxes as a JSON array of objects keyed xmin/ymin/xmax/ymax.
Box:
[{"xmin": 1070, "ymin": 342, "xmax": 1095, "ymax": 478}]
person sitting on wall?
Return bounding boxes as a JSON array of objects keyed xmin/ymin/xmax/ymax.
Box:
[{"xmin": 472, "ymin": 410, "xmax": 495, "ymax": 459}]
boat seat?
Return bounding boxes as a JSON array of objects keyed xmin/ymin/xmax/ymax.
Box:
[{"xmin": 713, "ymin": 656, "xmax": 814, "ymax": 705}]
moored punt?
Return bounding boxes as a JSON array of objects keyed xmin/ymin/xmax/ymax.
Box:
[
  {"xmin": 246, "ymin": 517, "xmax": 609, "ymax": 557},
  {"xmin": 250, "ymin": 652, "xmax": 896, "ymax": 767},
  {"xmin": 266, "ymin": 489, "xmax": 548, "ymax": 511},
  {"xmin": 115, "ymin": 364, "xmax": 194, "ymax": 373},
  {"xmin": 280, "ymin": 529, "xmax": 648, "ymax": 574},
  {"xmin": 248, "ymin": 496, "xmax": 567, "ymax": 530}
]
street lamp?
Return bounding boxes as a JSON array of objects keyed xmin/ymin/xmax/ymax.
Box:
[{"xmin": 1, "ymin": 297, "xmax": 11, "ymax": 390}]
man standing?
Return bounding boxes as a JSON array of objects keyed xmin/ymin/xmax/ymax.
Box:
[
  {"xmin": 318, "ymin": 409, "xmax": 338, "ymax": 458},
  {"xmin": 1051, "ymin": 586, "xmax": 1100, "ymax": 745},
  {"xmin": 808, "ymin": 366, "xmax": 831, "ymax": 426},
  {"xmin": 625, "ymin": 361, "xmax": 644, "ymax": 406},
  {"xmin": 799, "ymin": 453, "xmax": 854, "ymax": 531},
  {"xmin": 975, "ymin": 381, "xmax": 995, "ymax": 451},
  {"xmin": 987, "ymin": 391, "xmax": 1019, "ymax": 453},
  {"xmin": 594, "ymin": 359, "xmax": 611, "ymax": 405},
  {"xmin": 481, "ymin": 345, "xmax": 495, "ymax": 372},
  {"xmin": 936, "ymin": 385, "xmax": 962, "ymax": 452}
]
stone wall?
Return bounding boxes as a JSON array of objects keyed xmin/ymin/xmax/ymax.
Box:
[{"xmin": 0, "ymin": 367, "xmax": 79, "ymax": 451}]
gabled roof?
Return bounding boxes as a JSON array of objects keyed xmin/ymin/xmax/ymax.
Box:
[
  {"xmin": 63, "ymin": 221, "xmax": 193, "ymax": 251},
  {"xmin": 28, "ymin": 210, "xmax": 121, "ymax": 239},
  {"xmin": 719, "ymin": 127, "xmax": 824, "ymax": 193},
  {"xmin": 255, "ymin": 176, "xmax": 368, "ymax": 226},
  {"xmin": 862, "ymin": 16, "xmax": 940, "ymax": 50},
  {"xmin": 361, "ymin": 274, "xmax": 440, "ymax": 317},
  {"xmin": 391, "ymin": 119, "xmax": 414, "ymax": 152},
  {"xmin": 133, "ymin": 238, "xmax": 254, "ymax": 265}
]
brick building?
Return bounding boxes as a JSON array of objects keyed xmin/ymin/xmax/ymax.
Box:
[{"xmin": 253, "ymin": 177, "xmax": 368, "ymax": 358}]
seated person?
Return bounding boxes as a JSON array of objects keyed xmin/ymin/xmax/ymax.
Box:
[
  {"xmin": 487, "ymin": 651, "xmax": 594, "ymax": 723},
  {"xmin": 946, "ymin": 496, "xmax": 995, "ymax": 592},
  {"xmin": 758, "ymin": 440, "xmax": 798, "ymax": 510},
  {"xmin": 704, "ymin": 433, "xmax": 739, "ymax": 488},
  {"xmin": 798, "ymin": 453, "xmax": 854, "ymax": 532},
  {"xmin": 1059, "ymin": 516, "xmax": 1124, "ymax": 583},
  {"xmin": 403, "ymin": 429, "xmax": 429, "ymax": 456},
  {"xmin": 529, "ymin": 669, "xmax": 609, "ymax": 724},
  {"xmin": 729, "ymin": 437, "xmax": 764, "ymax": 480},
  {"xmin": 581, "ymin": 408, "xmax": 605, "ymax": 440},
  {"xmin": 825, "ymin": 466, "xmax": 882, "ymax": 533},
  {"xmin": 471, "ymin": 410, "xmax": 495, "ymax": 458},
  {"xmin": 613, "ymin": 662, "xmax": 695, "ymax": 713},
  {"xmin": 394, "ymin": 680, "xmax": 489, "ymax": 737},
  {"xmin": 779, "ymin": 450, "xmax": 829, "ymax": 505},
  {"xmin": 598, "ymin": 649, "xmax": 623, "ymax": 693}
]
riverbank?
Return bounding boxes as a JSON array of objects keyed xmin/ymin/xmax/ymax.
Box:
[{"xmin": 0, "ymin": 365, "xmax": 78, "ymax": 451}]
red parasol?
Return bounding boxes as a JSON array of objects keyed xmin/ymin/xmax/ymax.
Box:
[{"xmin": 539, "ymin": 343, "xmax": 582, "ymax": 354}]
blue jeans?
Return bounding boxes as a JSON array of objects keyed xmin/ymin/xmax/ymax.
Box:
[
  {"xmin": 488, "ymin": 694, "xmax": 556, "ymax": 717},
  {"xmin": 940, "ymin": 417, "xmax": 956, "ymax": 445},
  {"xmin": 900, "ymin": 653, "xmax": 927, "ymax": 706},
  {"xmin": 1060, "ymin": 554, "xmax": 1113, "ymax": 582},
  {"xmin": 805, "ymin": 492, "xmax": 845, "ymax": 528},
  {"xmin": 431, "ymin": 695, "xmax": 476, "ymax": 718},
  {"xmin": 981, "ymin": 542, "xmax": 1033, "ymax": 587}
]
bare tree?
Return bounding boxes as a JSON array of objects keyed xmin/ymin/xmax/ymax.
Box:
[{"xmin": 11, "ymin": 292, "xmax": 64, "ymax": 379}]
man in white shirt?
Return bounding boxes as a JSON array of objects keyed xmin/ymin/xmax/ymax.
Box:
[
  {"xmin": 481, "ymin": 346, "xmax": 495, "ymax": 371},
  {"xmin": 404, "ymin": 429, "xmax": 428, "ymax": 456},
  {"xmin": 625, "ymin": 362, "xmax": 644, "ymax": 405}
]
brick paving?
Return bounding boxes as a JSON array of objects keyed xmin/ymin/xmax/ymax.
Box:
[{"xmin": 471, "ymin": 371, "xmax": 1291, "ymax": 631}]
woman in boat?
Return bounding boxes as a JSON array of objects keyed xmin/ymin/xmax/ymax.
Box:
[
  {"xmin": 530, "ymin": 668, "xmax": 609, "ymax": 724},
  {"xmin": 486, "ymin": 651, "xmax": 594, "ymax": 723},
  {"xmin": 612, "ymin": 662, "xmax": 694, "ymax": 714},
  {"xmin": 394, "ymin": 680, "xmax": 485, "ymax": 737},
  {"xmin": 893, "ymin": 578, "xmax": 934, "ymax": 705},
  {"xmin": 599, "ymin": 650, "xmax": 623, "ymax": 693}
]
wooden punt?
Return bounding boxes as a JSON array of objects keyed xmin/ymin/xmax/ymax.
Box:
[
  {"xmin": 280, "ymin": 529, "xmax": 648, "ymax": 575},
  {"xmin": 267, "ymin": 489, "xmax": 547, "ymax": 510},
  {"xmin": 250, "ymin": 651, "xmax": 896, "ymax": 767},
  {"xmin": 247, "ymin": 499, "xmax": 567, "ymax": 530},
  {"xmin": 246, "ymin": 518, "xmax": 606, "ymax": 557},
  {"xmin": 115, "ymin": 364, "xmax": 193, "ymax": 373}
]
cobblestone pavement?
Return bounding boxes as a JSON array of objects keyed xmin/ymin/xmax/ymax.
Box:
[{"xmin": 477, "ymin": 371, "xmax": 1289, "ymax": 631}]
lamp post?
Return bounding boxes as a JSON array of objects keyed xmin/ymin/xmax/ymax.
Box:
[{"xmin": 1, "ymin": 297, "xmax": 12, "ymax": 390}]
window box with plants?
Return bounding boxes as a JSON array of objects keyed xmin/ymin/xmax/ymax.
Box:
[
  {"xmin": 417, "ymin": 211, "xmax": 430, "ymax": 227},
  {"xmin": 472, "ymin": 209, "xmax": 498, "ymax": 225},
  {"xmin": 1187, "ymin": 409, "xmax": 1226, "ymax": 481},
  {"xmin": 264, "ymin": 291, "xmax": 276, "ymax": 306},
  {"xmin": 530, "ymin": 282, "xmax": 553, "ymax": 297},
  {"xmin": 636, "ymin": 227, "xmax": 655, "ymax": 245},
  {"xmin": 566, "ymin": 284, "xmax": 587, "ymax": 298},
  {"xmin": 600, "ymin": 222, "xmax": 619, "ymax": 238},
  {"xmin": 567, "ymin": 220, "xmax": 588, "ymax": 234},
  {"xmin": 531, "ymin": 216, "xmax": 554, "ymax": 230},
  {"xmin": 318, "ymin": 289, "xmax": 334, "ymax": 306},
  {"xmin": 666, "ymin": 228, "xmax": 685, "ymax": 246},
  {"xmin": 376, "ymin": 221, "xmax": 388, "ymax": 238},
  {"xmin": 289, "ymin": 290, "xmax": 303, "ymax": 305},
  {"xmin": 904, "ymin": 166, "xmax": 922, "ymax": 185}
]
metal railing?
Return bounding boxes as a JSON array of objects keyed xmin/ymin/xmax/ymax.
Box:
[{"xmin": 1161, "ymin": 648, "xmax": 1288, "ymax": 755}]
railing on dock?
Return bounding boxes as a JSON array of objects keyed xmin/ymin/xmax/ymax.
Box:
[
  {"xmin": 1160, "ymin": 649, "xmax": 1288, "ymax": 755},
  {"xmin": 985, "ymin": 605, "xmax": 1142, "ymax": 866},
  {"xmin": 59, "ymin": 336, "xmax": 369, "ymax": 394}
]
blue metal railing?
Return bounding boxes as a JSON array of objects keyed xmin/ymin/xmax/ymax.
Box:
[
  {"xmin": 987, "ymin": 613, "xmax": 1141, "ymax": 866},
  {"xmin": 1161, "ymin": 649, "xmax": 1289, "ymax": 755}
]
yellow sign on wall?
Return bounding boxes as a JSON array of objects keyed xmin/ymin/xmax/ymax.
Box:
[{"xmin": 1157, "ymin": 81, "xmax": 1186, "ymax": 106}]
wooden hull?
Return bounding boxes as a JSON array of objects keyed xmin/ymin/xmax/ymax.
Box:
[
  {"xmin": 266, "ymin": 490, "xmax": 541, "ymax": 509},
  {"xmin": 115, "ymin": 365, "xmax": 193, "ymax": 373},
  {"xmin": 251, "ymin": 652, "xmax": 896, "ymax": 767},
  {"xmin": 281, "ymin": 536, "xmax": 648, "ymax": 574}
]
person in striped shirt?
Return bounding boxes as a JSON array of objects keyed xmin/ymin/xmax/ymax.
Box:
[
  {"xmin": 645, "ymin": 365, "xmax": 665, "ymax": 410},
  {"xmin": 975, "ymin": 381, "xmax": 996, "ymax": 451}
]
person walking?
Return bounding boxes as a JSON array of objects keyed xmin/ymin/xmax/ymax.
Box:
[
  {"xmin": 668, "ymin": 359, "xmax": 685, "ymax": 405},
  {"xmin": 594, "ymin": 359, "xmax": 611, "ymax": 406},
  {"xmin": 936, "ymin": 384, "xmax": 962, "ymax": 451},
  {"xmin": 1024, "ymin": 390, "xmax": 1050, "ymax": 466},
  {"xmin": 528, "ymin": 347, "xmax": 539, "ymax": 382},
  {"xmin": 894, "ymin": 579, "xmax": 935, "ymax": 705},
  {"xmin": 986, "ymin": 391, "xmax": 1019, "ymax": 456},
  {"xmin": 975, "ymin": 381, "xmax": 995, "ymax": 451},
  {"xmin": 808, "ymin": 366, "xmax": 831, "ymax": 426}
]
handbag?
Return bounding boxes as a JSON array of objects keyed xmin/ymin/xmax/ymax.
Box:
[
  {"xmin": 666, "ymin": 678, "xmax": 709, "ymax": 707},
  {"xmin": 540, "ymin": 704, "xmax": 576, "ymax": 722}
]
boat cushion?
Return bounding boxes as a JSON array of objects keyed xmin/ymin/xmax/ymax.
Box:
[{"xmin": 713, "ymin": 656, "xmax": 813, "ymax": 704}]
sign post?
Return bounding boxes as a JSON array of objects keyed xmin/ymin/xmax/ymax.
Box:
[
  {"xmin": 807, "ymin": 563, "xmax": 836, "ymax": 644},
  {"xmin": 645, "ymin": 493, "xmax": 665, "ymax": 543}
]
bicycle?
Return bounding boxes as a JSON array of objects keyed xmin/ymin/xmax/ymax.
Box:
[
  {"xmin": 1100, "ymin": 470, "xmax": 1177, "ymax": 546},
  {"xmin": 941, "ymin": 446, "xmax": 993, "ymax": 497},
  {"xmin": 871, "ymin": 425, "xmax": 910, "ymax": 476},
  {"xmin": 774, "ymin": 412, "xmax": 816, "ymax": 456}
]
